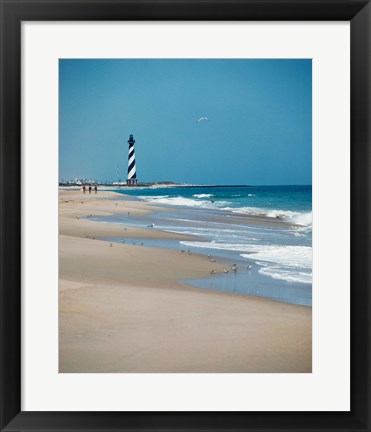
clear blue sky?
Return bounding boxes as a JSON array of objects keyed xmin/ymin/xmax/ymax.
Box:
[{"xmin": 59, "ymin": 59, "xmax": 312, "ymax": 185}]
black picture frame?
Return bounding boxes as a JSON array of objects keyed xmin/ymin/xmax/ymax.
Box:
[{"xmin": 1, "ymin": 1, "xmax": 370, "ymax": 431}]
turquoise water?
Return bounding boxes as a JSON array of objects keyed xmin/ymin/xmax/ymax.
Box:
[
  {"xmin": 115, "ymin": 185, "xmax": 312, "ymax": 218},
  {"xmin": 95, "ymin": 185, "xmax": 312, "ymax": 306}
]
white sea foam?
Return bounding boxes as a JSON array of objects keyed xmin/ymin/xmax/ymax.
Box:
[
  {"xmin": 138, "ymin": 195, "xmax": 169, "ymax": 200},
  {"xmin": 291, "ymin": 211, "xmax": 312, "ymax": 226},
  {"xmin": 241, "ymin": 245, "xmax": 312, "ymax": 284},
  {"xmin": 192, "ymin": 193, "xmax": 214, "ymax": 198},
  {"xmin": 258, "ymin": 266, "xmax": 312, "ymax": 284},
  {"xmin": 140, "ymin": 195, "xmax": 229, "ymax": 209},
  {"xmin": 222, "ymin": 206, "xmax": 312, "ymax": 227},
  {"xmin": 266, "ymin": 209, "xmax": 312, "ymax": 227},
  {"xmin": 139, "ymin": 194, "xmax": 312, "ymax": 228},
  {"xmin": 290, "ymin": 223, "xmax": 312, "ymax": 238},
  {"xmin": 240, "ymin": 245, "xmax": 311, "ymax": 269},
  {"xmin": 180, "ymin": 240, "xmax": 312, "ymax": 284},
  {"xmin": 180, "ymin": 240, "xmax": 255, "ymax": 252},
  {"xmin": 181, "ymin": 241, "xmax": 311, "ymax": 266},
  {"xmin": 175, "ymin": 218, "xmax": 203, "ymax": 224},
  {"xmin": 141, "ymin": 196, "xmax": 207, "ymax": 207}
]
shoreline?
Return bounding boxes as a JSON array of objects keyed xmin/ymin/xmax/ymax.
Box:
[{"xmin": 59, "ymin": 189, "xmax": 312, "ymax": 373}]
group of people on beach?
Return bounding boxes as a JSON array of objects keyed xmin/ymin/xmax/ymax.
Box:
[{"xmin": 82, "ymin": 185, "xmax": 97, "ymax": 194}]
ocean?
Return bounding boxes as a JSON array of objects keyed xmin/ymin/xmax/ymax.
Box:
[{"xmin": 94, "ymin": 185, "xmax": 312, "ymax": 306}]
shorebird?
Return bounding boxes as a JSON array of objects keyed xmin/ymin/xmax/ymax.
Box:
[
  {"xmin": 207, "ymin": 254, "xmax": 212, "ymax": 258},
  {"xmin": 187, "ymin": 249, "xmax": 192, "ymax": 255},
  {"xmin": 247, "ymin": 265, "xmax": 252, "ymax": 270},
  {"xmin": 223, "ymin": 269, "xmax": 229, "ymax": 273},
  {"xmin": 210, "ymin": 258, "xmax": 216, "ymax": 262},
  {"xmin": 210, "ymin": 270, "xmax": 217, "ymax": 274},
  {"xmin": 232, "ymin": 264, "xmax": 238, "ymax": 272},
  {"xmin": 148, "ymin": 223, "xmax": 155, "ymax": 229},
  {"xmin": 109, "ymin": 243, "xmax": 113, "ymax": 247}
]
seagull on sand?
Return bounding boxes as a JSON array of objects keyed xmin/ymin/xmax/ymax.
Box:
[{"xmin": 195, "ymin": 117, "xmax": 208, "ymax": 123}]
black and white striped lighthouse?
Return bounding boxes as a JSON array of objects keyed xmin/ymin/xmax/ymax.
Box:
[{"xmin": 127, "ymin": 134, "xmax": 137, "ymax": 186}]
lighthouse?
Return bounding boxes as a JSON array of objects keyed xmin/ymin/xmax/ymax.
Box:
[{"xmin": 127, "ymin": 134, "xmax": 137, "ymax": 186}]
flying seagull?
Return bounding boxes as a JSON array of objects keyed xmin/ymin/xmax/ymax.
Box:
[{"xmin": 195, "ymin": 117, "xmax": 208, "ymax": 123}]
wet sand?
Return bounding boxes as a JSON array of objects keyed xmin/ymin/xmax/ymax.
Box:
[{"xmin": 59, "ymin": 189, "xmax": 312, "ymax": 373}]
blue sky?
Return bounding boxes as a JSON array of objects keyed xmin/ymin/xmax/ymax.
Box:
[{"xmin": 59, "ymin": 59, "xmax": 311, "ymax": 185}]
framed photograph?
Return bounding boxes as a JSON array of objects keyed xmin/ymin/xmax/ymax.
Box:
[
  {"xmin": 59, "ymin": 57, "xmax": 313, "ymax": 376},
  {"xmin": 1, "ymin": 0, "xmax": 369, "ymax": 431}
]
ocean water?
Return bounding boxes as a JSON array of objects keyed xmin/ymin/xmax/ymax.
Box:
[
  {"xmin": 118, "ymin": 185, "xmax": 312, "ymax": 224},
  {"xmin": 98, "ymin": 185, "xmax": 312, "ymax": 306}
]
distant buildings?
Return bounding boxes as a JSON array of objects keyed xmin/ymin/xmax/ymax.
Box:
[
  {"xmin": 59, "ymin": 134, "xmax": 140, "ymax": 186},
  {"xmin": 61, "ymin": 178, "xmax": 98, "ymax": 186},
  {"xmin": 60, "ymin": 178, "xmax": 120, "ymax": 186}
]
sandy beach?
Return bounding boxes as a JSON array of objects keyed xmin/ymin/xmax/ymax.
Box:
[{"xmin": 59, "ymin": 189, "xmax": 312, "ymax": 373}]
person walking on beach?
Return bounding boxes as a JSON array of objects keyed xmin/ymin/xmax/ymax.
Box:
[
  {"xmin": 82, "ymin": 185, "xmax": 86, "ymax": 194},
  {"xmin": 94, "ymin": 185, "xmax": 97, "ymax": 194},
  {"xmin": 89, "ymin": 185, "xmax": 92, "ymax": 194}
]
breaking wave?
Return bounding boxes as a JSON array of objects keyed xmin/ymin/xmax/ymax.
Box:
[
  {"xmin": 139, "ymin": 195, "xmax": 228, "ymax": 208},
  {"xmin": 192, "ymin": 193, "xmax": 214, "ymax": 198},
  {"xmin": 222, "ymin": 206, "xmax": 312, "ymax": 227},
  {"xmin": 138, "ymin": 194, "xmax": 312, "ymax": 227},
  {"xmin": 180, "ymin": 240, "xmax": 312, "ymax": 284}
]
